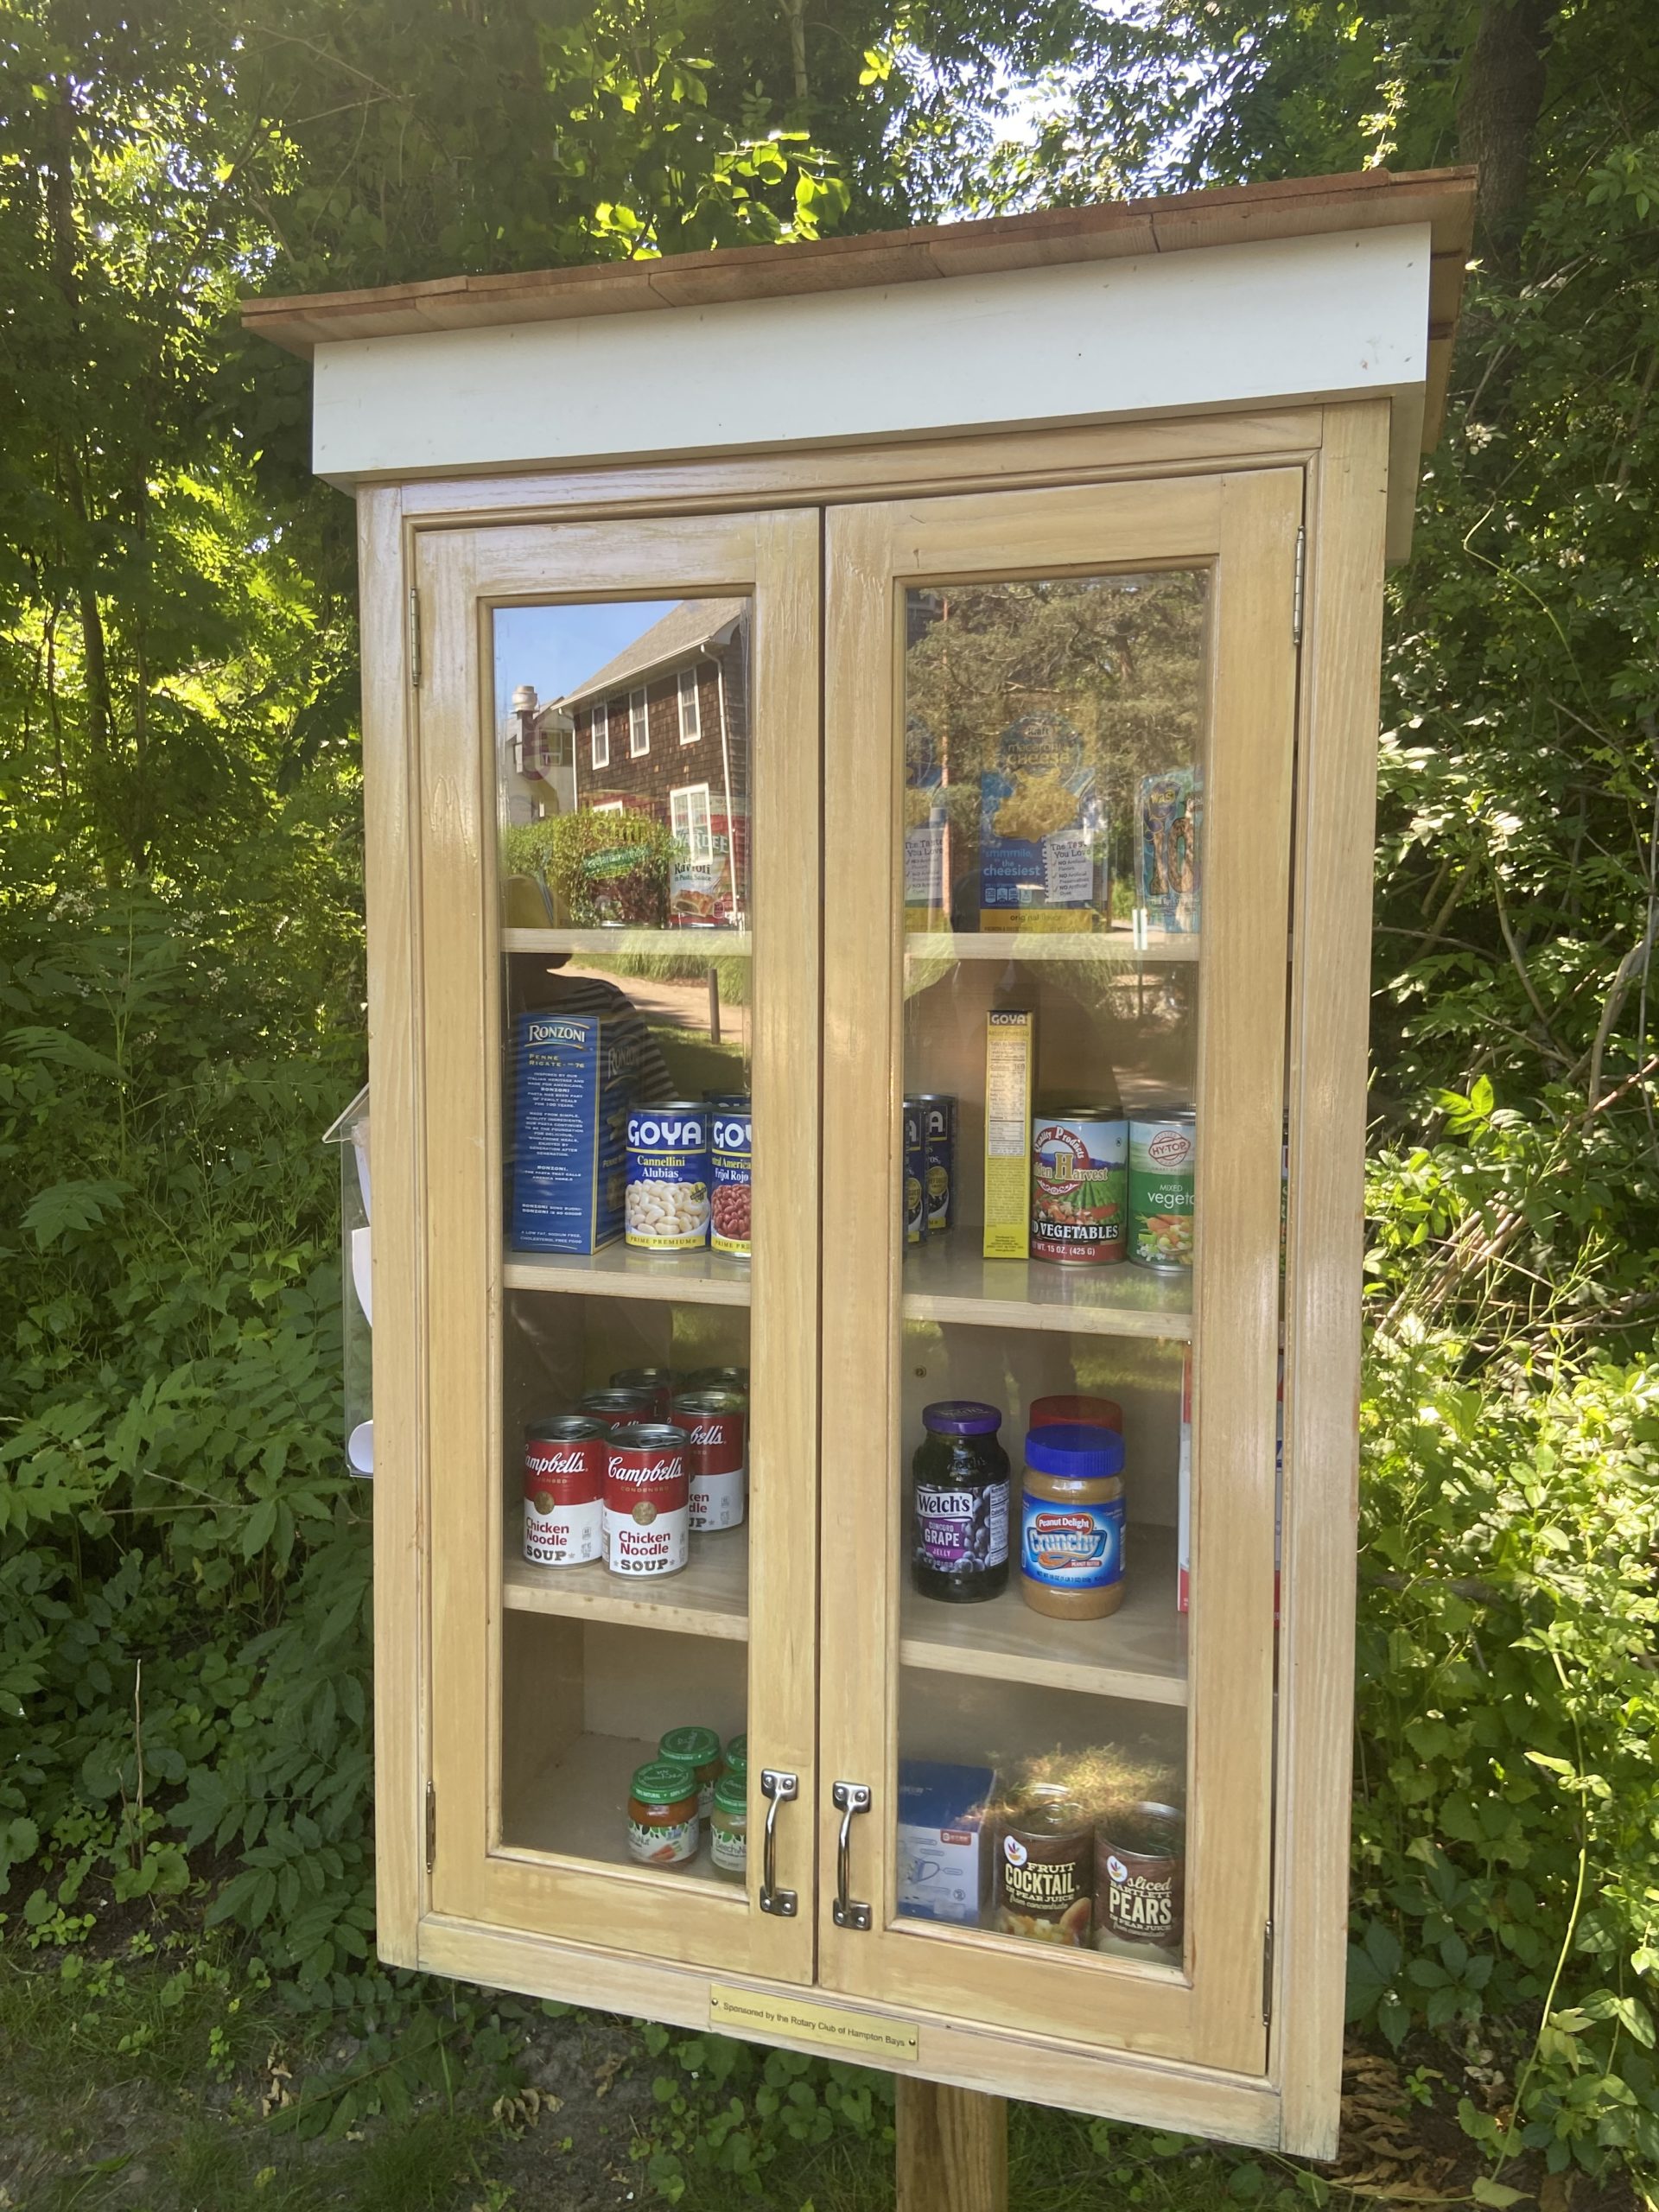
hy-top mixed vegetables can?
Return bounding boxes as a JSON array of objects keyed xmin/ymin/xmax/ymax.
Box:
[{"xmin": 1128, "ymin": 1113, "xmax": 1196, "ymax": 1271}]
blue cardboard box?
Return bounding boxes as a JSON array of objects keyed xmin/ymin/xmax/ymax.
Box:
[
  {"xmin": 510, "ymin": 1009, "xmax": 642, "ymax": 1253},
  {"xmin": 896, "ymin": 1759, "xmax": 996, "ymax": 1926}
]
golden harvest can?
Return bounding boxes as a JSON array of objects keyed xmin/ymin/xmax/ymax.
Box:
[
  {"xmin": 1128, "ymin": 1113, "xmax": 1196, "ymax": 1271},
  {"xmin": 1030, "ymin": 1109, "xmax": 1128, "ymax": 1265}
]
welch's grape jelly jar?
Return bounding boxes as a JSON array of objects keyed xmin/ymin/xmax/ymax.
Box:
[{"xmin": 910, "ymin": 1401, "xmax": 1010, "ymax": 1605}]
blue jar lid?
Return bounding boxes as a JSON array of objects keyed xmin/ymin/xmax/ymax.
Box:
[
  {"xmin": 922, "ymin": 1400, "xmax": 1002, "ymax": 1437},
  {"xmin": 1024, "ymin": 1422, "xmax": 1126, "ymax": 1478}
]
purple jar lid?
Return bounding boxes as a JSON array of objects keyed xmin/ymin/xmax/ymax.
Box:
[
  {"xmin": 1024, "ymin": 1422, "xmax": 1126, "ymax": 1479},
  {"xmin": 922, "ymin": 1400, "xmax": 1003, "ymax": 1436}
]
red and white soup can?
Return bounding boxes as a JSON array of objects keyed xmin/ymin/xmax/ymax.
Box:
[
  {"xmin": 670, "ymin": 1389, "xmax": 747, "ymax": 1532},
  {"xmin": 604, "ymin": 1424, "xmax": 690, "ymax": 1578},
  {"xmin": 523, "ymin": 1416, "xmax": 606, "ymax": 1567}
]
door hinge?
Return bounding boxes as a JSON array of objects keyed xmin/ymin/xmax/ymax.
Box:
[
  {"xmin": 425, "ymin": 1780, "xmax": 437, "ymax": 1872},
  {"xmin": 408, "ymin": 587, "xmax": 423, "ymax": 689},
  {"xmin": 1292, "ymin": 527, "xmax": 1306, "ymax": 646},
  {"xmin": 1262, "ymin": 1921, "xmax": 1274, "ymax": 2024}
]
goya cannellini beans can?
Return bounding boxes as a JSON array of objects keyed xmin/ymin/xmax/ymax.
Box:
[
  {"xmin": 522, "ymin": 1415, "xmax": 606, "ymax": 1567},
  {"xmin": 1128, "ymin": 1113, "xmax": 1196, "ymax": 1271},
  {"xmin": 603, "ymin": 1423, "xmax": 690, "ymax": 1578},
  {"xmin": 625, "ymin": 1103, "xmax": 709, "ymax": 1250},
  {"xmin": 670, "ymin": 1389, "xmax": 747, "ymax": 1532}
]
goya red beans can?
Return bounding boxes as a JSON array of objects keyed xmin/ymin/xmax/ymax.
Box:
[
  {"xmin": 709, "ymin": 1103, "xmax": 752, "ymax": 1259},
  {"xmin": 1030, "ymin": 1108, "xmax": 1128, "ymax": 1264},
  {"xmin": 579, "ymin": 1387, "xmax": 657, "ymax": 1429},
  {"xmin": 522, "ymin": 1415, "xmax": 606, "ymax": 1567},
  {"xmin": 671, "ymin": 1389, "xmax": 747, "ymax": 1531},
  {"xmin": 609, "ymin": 1366, "xmax": 674, "ymax": 1417},
  {"xmin": 603, "ymin": 1423, "xmax": 690, "ymax": 1578}
]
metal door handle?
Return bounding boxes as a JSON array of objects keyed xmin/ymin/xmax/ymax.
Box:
[
  {"xmin": 759, "ymin": 1769, "xmax": 798, "ymax": 1916},
  {"xmin": 832, "ymin": 1780, "xmax": 872, "ymax": 1930}
]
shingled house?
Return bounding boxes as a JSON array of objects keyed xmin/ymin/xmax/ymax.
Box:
[{"xmin": 556, "ymin": 599, "xmax": 750, "ymax": 927}]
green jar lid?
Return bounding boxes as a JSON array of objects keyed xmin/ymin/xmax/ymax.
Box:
[
  {"xmin": 725, "ymin": 1732, "xmax": 747, "ymax": 1767},
  {"xmin": 713, "ymin": 1773, "xmax": 747, "ymax": 1815},
  {"xmin": 631, "ymin": 1761, "xmax": 697, "ymax": 1808},
  {"xmin": 659, "ymin": 1726, "xmax": 721, "ymax": 1767}
]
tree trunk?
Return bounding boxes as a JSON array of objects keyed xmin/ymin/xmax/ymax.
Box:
[{"xmin": 1456, "ymin": 0, "xmax": 1558, "ymax": 260}]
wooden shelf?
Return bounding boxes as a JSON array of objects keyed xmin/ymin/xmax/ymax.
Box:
[
  {"xmin": 504, "ymin": 1526, "xmax": 749, "ymax": 1640},
  {"xmin": 504, "ymin": 1730, "xmax": 741, "ymax": 1891},
  {"xmin": 901, "ymin": 1524, "xmax": 1186, "ymax": 1707},
  {"xmin": 504, "ymin": 927, "xmax": 752, "ymax": 957},
  {"xmin": 503, "ymin": 1243, "xmax": 751, "ymax": 1306},
  {"xmin": 906, "ymin": 930, "xmax": 1198, "ymax": 965},
  {"xmin": 902, "ymin": 1236, "xmax": 1192, "ymax": 1340}
]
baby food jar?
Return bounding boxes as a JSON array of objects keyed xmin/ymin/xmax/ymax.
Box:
[
  {"xmin": 658, "ymin": 1726, "xmax": 722, "ymax": 1820},
  {"xmin": 709, "ymin": 1773, "xmax": 747, "ymax": 1879},
  {"xmin": 724, "ymin": 1732, "xmax": 748, "ymax": 1783},
  {"xmin": 1020, "ymin": 1422, "xmax": 1127, "ymax": 1618},
  {"xmin": 627, "ymin": 1762, "xmax": 700, "ymax": 1865}
]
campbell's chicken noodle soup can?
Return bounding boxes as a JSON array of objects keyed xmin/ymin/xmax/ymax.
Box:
[
  {"xmin": 709, "ymin": 1105, "xmax": 752, "ymax": 1259},
  {"xmin": 671, "ymin": 1389, "xmax": 747, "ymax": 1531},
  {"xmin": 603, "ymin": 1423, "xmax": 690, "ymax": 1578},
  {"xmin": 579, "ymin": 1387, "xmax": 658, "ymax": 1430},
  {"xmin": 522, "ymin": 1416, "xmax": 606, "ymax": 1567},
  {"xmin": 685, "ymin": 1365, "xmax": 748, "ymax": 1401},
  {"xmin": 609, "ymin": 1366, "xmax": 674, "ymax": 1418},
  {"xmin": 1129, "ymin": 1113, "xmax": 1196, "ymax": 1271},
  {"xmin": 1030, "ymin": 1109, "xmax": 1128, "ymax": 1264}
]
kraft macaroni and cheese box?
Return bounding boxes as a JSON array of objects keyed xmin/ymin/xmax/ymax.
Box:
[
  {"xmin": 896, "ymin": 1760, "xmax": 995, "ymax": 1926},
  {"xmin": 510, "ymin": 1010, "xmax": 642, "ymax": 1253}
]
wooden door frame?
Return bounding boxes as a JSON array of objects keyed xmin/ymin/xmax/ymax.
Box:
[
  {"xmin": 817, "ymin": 470, "xmax": 1301, "ymax": 2076},
  {"xmin": 396, "ymin": 508, "xmax": 820, "ymax": 1983}
]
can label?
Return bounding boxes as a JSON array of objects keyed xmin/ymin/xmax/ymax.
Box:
[
  {"xmin": 1129, "ymin": 1116, "xmax": 1195, "ymax": 1270},
  {"xmin": 1031, "ymin": 1114, "xmax": 1128, "ymax": 1263},
  {"xmin": 996, "ymin": 1820, "xmax": 1093, "ymax": 1943},
  {"xmin": 710, "ymin": 1821, "xmax": 747, "ymax": 1875},
  {"xmin": 1097, "ymin": 1814, "xmax": 1185, "ymax": 1948},
  {"xmin": 916, "ymin": 1481, "xmax": 1008, "ymax": 1573},
  {"xmin": 523, "ymin": 1428, "xmax": 605, "ymax": 1567},
  {"xmin": 626, "ymin": 1105, "xmax": 710, "ymax": 1250},
  {"xmin": 604, "ymin": 1431, "xmax": 690, "ymax": 1576},
  {"xmin": 709, "ymin": 1109, "xmax": 752, "ymax": 1258},
  {"xmin": 1020, "ymin": 1492, "xmax": 1124, "ymax": 1591},
  {"xmin": 918, "ymin": 1096, "xmax": 954, "ymax": 1232},
  {"xmin": 671, "ymin": 1394, "xmax": 747, "ymax": 1531},
  {"xmin": 903, "ymin": 1100, "xmax": 927, "ymax": 1246}
]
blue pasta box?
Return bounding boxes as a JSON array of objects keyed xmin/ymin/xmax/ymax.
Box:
[
  {"xmin": 510, "ymin": 1009, "xmax": 643, "ymax": 1253},
  {"xmin": 896, "ymin": 1759, "xmax": 997, "ymax": 1926}
]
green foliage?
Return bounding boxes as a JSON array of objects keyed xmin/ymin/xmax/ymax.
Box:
[{"xmin": 548, "ymin": 805, "xmax": 677, "ymax": 928}]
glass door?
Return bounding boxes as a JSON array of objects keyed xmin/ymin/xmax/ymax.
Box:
[
  {"xmin": 819, "ymin": 474, "xmax": 1300, "ymax": 2072},
  {"xmin": 417, "ymin": 511, "xmax": 818, "ymax": 1981}
]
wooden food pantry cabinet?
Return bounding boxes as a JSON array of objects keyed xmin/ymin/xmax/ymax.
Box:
[{"xmin": 247, "ymin": 166, "xmax": 1473, "ymax": 2158}]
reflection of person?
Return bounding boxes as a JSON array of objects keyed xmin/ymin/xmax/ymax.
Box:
[{"xmin": 510, "ymin": 955, "xmax": 673, "ymax": 1102}]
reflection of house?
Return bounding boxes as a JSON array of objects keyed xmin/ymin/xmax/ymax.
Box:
[
  {"xmin": 556, "ymin": 599, "xmax": 749, "ymax": 927},
  {"xmin": 503, "ymin": 685, "xmax": 575, "ymax": 824}
]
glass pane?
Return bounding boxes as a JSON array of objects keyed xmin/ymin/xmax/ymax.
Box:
[
  {"xmin": 493, "ymin": 599, "xmax": 755, "ymax": 1889},
  {"xmin": 895, "ymin": 573, "xmax": 1210, "ymax": 1967}
]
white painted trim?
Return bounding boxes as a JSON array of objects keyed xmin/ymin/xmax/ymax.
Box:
[
  {"xmin": 313, "ymin": 227, "xmax": 1431, "ymax": 544},
  {"xmin": 590, "ymin": 701, "xmax": 609, "ymax": 771},
  {"xmin": 677, "ymin": 665, "xmax": 702, "ymax": 745},
  {"xmin": 628, "ymin": 685, "xmax": 649, "ymax": 758}
]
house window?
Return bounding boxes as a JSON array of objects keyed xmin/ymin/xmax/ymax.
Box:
[
  {"xmin": 671, "ymin": 783, "xmax": 714, "ymax": 866},
  {"xmin": 677, "ymin": 666, "xmax": 702, "ymax": 745},
  {"xmin": 591, "ymin": 702, "xmax": 609, "ymax": 771},
  {"xmin": 592, "ymin": 799, "xmax": 625, "ymax": 816},
  {"xmin": 629, "ymin": 687, "xmax": 650, "ymax": 758}
]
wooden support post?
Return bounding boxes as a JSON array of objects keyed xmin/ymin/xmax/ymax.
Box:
[{"xmin": 895, "ymin": 2079, "xmax": 1008, "ymax": 2212}]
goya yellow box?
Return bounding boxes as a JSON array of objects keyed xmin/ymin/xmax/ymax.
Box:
[{"xmin": 982, "ymin": 1009, "xmax": 1035, "ymax": 1260}]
